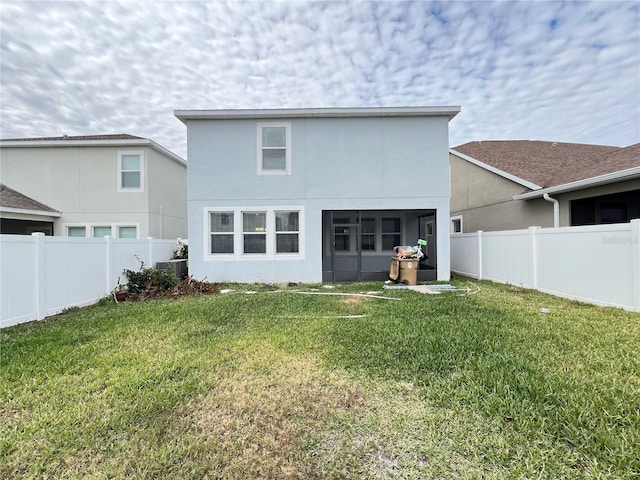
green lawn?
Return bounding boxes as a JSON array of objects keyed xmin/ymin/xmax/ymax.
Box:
[{"xmin": 1, "ymin": 280, "xmax": 639, "ymax": 479}]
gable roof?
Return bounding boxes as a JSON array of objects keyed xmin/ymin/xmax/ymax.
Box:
[
  {"xmin": 0, "ymin": 134, "xmax": 186, "ymax": 166},
  {"xmin": 0, "ymin": 184, "xmax": 61, "ymax": 217},
  {"xmin": 451, "ymin": 140, "xmax": 639, "ymax": 189}
]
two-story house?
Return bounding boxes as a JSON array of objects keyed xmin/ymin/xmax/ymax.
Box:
[
  {"xmin": 0, "ymin": 134, "xmax": 187, "ymax": 239},
  {"xmin": 175, "ymin": 106, "xmax": 460, "ymax": 283}
]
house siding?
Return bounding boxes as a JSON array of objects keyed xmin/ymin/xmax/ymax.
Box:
[
  {"xmin": 185, "ymin": 114, "xmax": 452, "ymax": 283},
  {"xmin": 147, "ymin": 147, "xmax": 188, "ymax": 239},
  {"xmin": 0, "ymin": 143, "xmax": 186, "ymax": 239}
]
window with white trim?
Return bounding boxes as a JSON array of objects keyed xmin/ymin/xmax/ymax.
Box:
[
  {"xmin": 206, "ymin": 207, "xmax": 302, "ymax": 258},
  {"xmin": 275, "ymin": 210, "xmax": 299, "ymax": 253},
  {"xmin": 451, "ymin": 216, "xmax": 463, "ymax": 233},
  {"xmin": 243, "ymin": 212, "xmax": 267, "ymax": 254},
  {"xmin": 65, "ymin": 223, "xmax": 139, "ymax": 238},
  {"xmin": 257, "ymin": 123, "xmax": 291, "ymax": 175},
  {"xmin": 118, "ymin": 226, "xmax": 138, "ymax": 238},
  {"xmin": 93, "ymin": 226, "xmax": 112, "ymax": 238},
  {"xmin": 67, "ymin": 226, "xmax": 86, "ymax": 237},
  {"xmin": 118, "ymin": 151, "xmax": 144, "ymax": 191},
  {"xmin": 209, "ymin": 212, "xmax": 234, "ymax": 254}
]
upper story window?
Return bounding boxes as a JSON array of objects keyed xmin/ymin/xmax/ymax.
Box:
[
  {"xmin": 257, "ymin": 123, "xmax": 291, "ymax": 175},
  {"xmin": 118, "ymin": 151, "xmax": 144, "ymax": 191}
]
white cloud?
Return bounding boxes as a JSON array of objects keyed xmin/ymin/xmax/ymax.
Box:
[{"xmin": 0, "ymin": 0, "xmax": 638, "ymax": 158}]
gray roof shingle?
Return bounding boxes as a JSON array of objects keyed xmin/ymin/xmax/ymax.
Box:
[
  {"xmin": 0, "ymin": 134, "xmax": 144, "ymax": 142},
  {"xmin": 0, "ymin": 184, "xmax": 60, "ymax": 213},
  {"xmin": 452, "ymin": 140, "xmax": 639, "ymax": 188}
]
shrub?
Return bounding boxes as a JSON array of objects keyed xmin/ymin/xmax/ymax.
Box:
[{"xmin": 123, "ymin": 260, "xmax": 179, "ymax": 295}]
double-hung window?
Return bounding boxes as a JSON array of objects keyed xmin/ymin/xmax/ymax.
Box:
[
  {"xmin": 275, "ymin": 211, "xmax": 299, "ymax": 253},
  {"xmin": 243, "ymin": 212, "xmax": 267, "ymax": 254},
  {"xmin": 118, "ymin": 152, "xmax": 144, "ymax": 191},
  {"xmin": 206, "ymin": 207, "xmax": 302, "ymax": 258},
  {"xmin": 210, "ymin": 212, "xmax": 234, "ymax": 254},
  {"xmin": 257, "ymin": 123, "xmax": 291, "ymax": 175}
]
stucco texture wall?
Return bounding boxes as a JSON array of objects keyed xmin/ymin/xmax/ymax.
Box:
[{"xmin": 450, "ymin": 153, "xmax": 553, "ymax": 232}]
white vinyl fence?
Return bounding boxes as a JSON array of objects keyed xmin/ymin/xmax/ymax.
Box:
[
  {"xmin": 450, "ymin": 220, "xmax": 640, "ymax": 312},
  {"xmin": 1, "ymin": 234, "xmax": 178, "ymax": 328}
]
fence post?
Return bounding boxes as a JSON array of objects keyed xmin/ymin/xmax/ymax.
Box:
[
  {"xmin": 105, "ymin": 236, "xmax": 112, "ymax": 293},
  {"xmin": 632, "ymin": 219, "xmax": 640, "ymax": 312},
  {"xmin": 32, "ymin": 233, "xmax": 45, "ymax": 320},
  {"xmin": 529, "ymin": 226, "xmax": 540, "ymax": 289},
  {"xmin": 477, "ymin": 230, "xmax": 483, "ymax": 280},
  {"xmin": 148, "ymin": 237, "xmax": 154, "ymax": 268}
]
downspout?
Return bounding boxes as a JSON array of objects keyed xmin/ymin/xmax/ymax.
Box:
[{"xmin": 543, "ymin": 193, "xmax": 559, "ymax": 227}]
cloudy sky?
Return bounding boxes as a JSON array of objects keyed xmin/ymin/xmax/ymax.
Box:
[{"xmin": 1, "ymin": 0, "xmax": 638, "ymax": 159}]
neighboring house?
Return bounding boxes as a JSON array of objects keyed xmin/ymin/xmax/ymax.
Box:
[
  {"xmin": 175, "ymin": 106, "xmax": 460, "ymax": 283},
  {"xmin": 0, "ymin": 183, "xmax": 61, "ymax": 235},
  {"xmin": 0, "ymin": 134, "xmax": 187, "ymax": 239},
  {"xmin": 449, "ymin": 140, "xmax": 640, "ymax": 233}
]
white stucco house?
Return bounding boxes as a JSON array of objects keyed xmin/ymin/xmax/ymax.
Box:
[
  {"xmin": 0, "ymin": 134, "xmax": 187, "ymax": 239},
  {"xmin": 175, "ymin": 106, "xmax": 459, "ymax": 283}
]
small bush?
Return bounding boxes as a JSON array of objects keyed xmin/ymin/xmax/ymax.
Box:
[
  {"xmin": 123, "ymin": 261, "xmax": 179, "ymax": 295},
  {"xmin": 98, "ymin": 295, "xmax": 116, "ymax": 306}
]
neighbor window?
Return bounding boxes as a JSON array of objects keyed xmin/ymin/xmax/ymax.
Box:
[
  {"xmin": 93, "ymin": 226, "xmax": 112, "ymax": 238},
  {"xmin": 257, "ymin": 123, "xmax": 291, "ymax": 175},
  {"xmin": 67, "ymin": 226, "xmax": 86, "ymax": 237},
  {"xmin": 451, "ymin": 216, "xmax": 463, "ymax": 233},
  {"xmin": 381, "ymin": 217, "xmax": 401, "ymax": 250},
  {"xmin": 118, "ymin": 152, "xmax": 143, "ymax": 191},
  {"xmin": 210, "ymin": 212, "xmax": 234, "ymax": 254},
  {"xmin": 275, "ymin": 211, "xmax": 299, "ymax": 253},
  {"xmin": 243, "ymin": 212, "xmax": 267, "ymax": 254},
  {"xmin": 118, "ymin": 226, "xmax": 137, "ymax": 238}
]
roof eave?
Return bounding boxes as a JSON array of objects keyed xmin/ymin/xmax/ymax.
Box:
[
  {"xmin": 0, "ymin": 206, "xmax": 62, "ymax": 217},
  {"xmin": 174, "ymin": 106, "xmax": 461, "ymax": 124},
  {"xmin": 513, "ymin": 166, "xmax": 640, "ymax": 200},
  {"xmin": 0, "ymin": 138, "xmax": 186, "ymax": 166},
  {"xmin": 449, "ymin": 148, "xmax": 542, "ymax": 191}
]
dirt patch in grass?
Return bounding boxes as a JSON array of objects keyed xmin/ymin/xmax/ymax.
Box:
[
  {"xmin": 340, "ymin": 295, "xmax": 366, "ymax": 307},
  {"xmin": 183, "ymin": 343, "xmax": 366, "ymax": 479}
]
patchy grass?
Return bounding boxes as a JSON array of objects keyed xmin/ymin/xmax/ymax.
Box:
[{"xmin": 1, "ymin": 280, "xmax": 639, "ymax": 478}]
